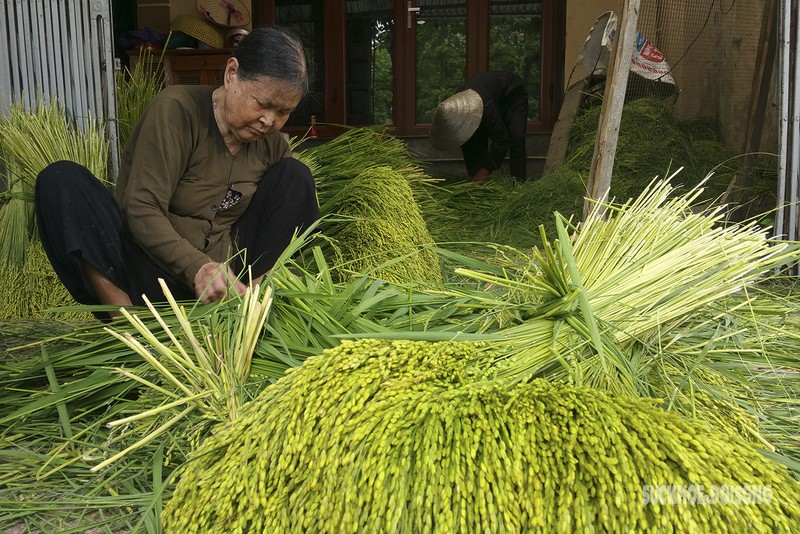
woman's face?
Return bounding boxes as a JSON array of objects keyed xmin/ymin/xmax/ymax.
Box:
[{"xmin": 221, "ymin": 60, "xmax": 302, "ymax": 143}]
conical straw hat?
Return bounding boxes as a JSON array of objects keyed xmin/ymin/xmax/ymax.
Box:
[
  {"xmin": 171, "ymin": 13, "xmax": 226, "ymax": 49},
  {"xmin": 197, "ymin": 0, "xmax": 250, "ymax": 28},
  {"xmin": 429, "ymin": 89, "xmax": 483, "ymax": 150}
]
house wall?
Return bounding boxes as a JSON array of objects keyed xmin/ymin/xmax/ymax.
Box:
[
  {"xmin": 137, "ymin": 0, "xmax": 172, "ymax": 33},
  {"xmin": 563, "ymin": 0, "xmax": 776, "ymax": 153},
  {"xmin": 716, "ymin": 0, "xmax": 777, "ymax": 153},
  {"xmin": 646, "ymin": 0, "xmax": 775, "ymax": 152},
  {"xmin": 563, "ymin": 0, "xmax": 617, "ymax": 87}
]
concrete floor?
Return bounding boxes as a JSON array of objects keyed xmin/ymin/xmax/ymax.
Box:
[{"xmin": 397, "ymin": 133, "xmax": 551, "ymax": 182}]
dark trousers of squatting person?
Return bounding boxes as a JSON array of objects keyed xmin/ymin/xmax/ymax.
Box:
[
  {"xmin": 34, "ymin": 158, "xmax": 321, "ymax": 320},
  {"xmin": 461, "ymin": 91, "xmax": 529, "ymax": 182}
]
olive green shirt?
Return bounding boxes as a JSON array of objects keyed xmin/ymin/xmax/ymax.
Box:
[{"xmin": 115, "ymin": 85, "xmax": 291, "ymax": 290}]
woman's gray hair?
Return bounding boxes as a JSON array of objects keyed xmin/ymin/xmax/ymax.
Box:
[{"xmin": 233, "ymin": 26, "xmax": 308, "ymax": 94}]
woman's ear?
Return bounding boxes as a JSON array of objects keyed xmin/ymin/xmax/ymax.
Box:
[{"xmin": 224, "ymin": 57, "xmax": 240, "ymax": 85}]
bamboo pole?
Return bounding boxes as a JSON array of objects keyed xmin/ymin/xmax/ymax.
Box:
[{"xmin": 583, "ymin": 0, "xmax": 640, "ymax": 221}]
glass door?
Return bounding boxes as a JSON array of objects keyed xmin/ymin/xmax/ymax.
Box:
[
  {"xmin": 488, "ymin": 1, "xmax": 543, "ymax": 121},
  {"xmin": 274, "ymin": 0, "xmax": 325, "ymax": 130},
  {"xmin": 345, "ymin": 0, "xmax": 395, "ymax": 126},
  {"xmin": 412, "ymin": 0, "xmax": 468, "ymax": 125}
]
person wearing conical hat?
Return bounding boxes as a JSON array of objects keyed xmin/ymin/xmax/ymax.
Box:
[{"xmin": 429, "ymin": 71, "xmax": 528, "ymax": 183}]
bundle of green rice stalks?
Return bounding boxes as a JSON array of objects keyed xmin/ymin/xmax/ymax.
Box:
[
  {"xmin": 441, "ymin": 176, "xmax": 800, "ymax": 448},
  {"xmin": 423, "ymin": 167, "xmax": 588, "ymax": 263},
  {"xmin": 460, "ymin": 178, "xmax": 800, "ymax": 387},
  {"xmin": 0, "ymin": 260, "xmax": 26, "ymax": 319},
  {"xmin": 84, "ymin": 278, "xmax": 275, "ymax": 472},
  {"xmin": 567, "ymin": 97, "xmax": 692, "ymax": 182},
  {"xmin": 294, "ymin": 126, "xmax": 441, "ymax": 214},
  {"xmin": 115, "ymin": 47, "xmax": 167, "ymax": 153},
  {"xmin": 319, "ymin": 165, "xmax": 442, "ymax": 284},
  {"xmin": 549, "ymin": 97, "xmax": 732, "ymax": 208},
  {"xmin": 0, "ymin": 97, "xmax": 109, "ymax": 187},
  {"xmin": 423, "ymin": 180, "xmax": 524, "ymax": 248},
  {"xmin": 489, "ymin": 168, "xmax": 586, "ymax": 250},
  {"xmin": 294, "ymin": 126, "xmax": 423, "ymax": 181},
  {"xmin": 22, "ymin": 240, "xmax": 92, "ymax": 322},
  {"xmin": 723, "ymin": 284, "xmax": 800, "ymax": 462},
  {"xmin": 0, "ymin": 153, "xmax": 33, "ymax": 267},
  {"xmin": 650, "ymin": 363, "xmax": 762, "ymax": 445},
  {"xmin": 0, "ymin": 97, "xmax": 109, "ymax": 274},
  {"xmin": 164, "ymin": 339, "xmax": 800, "ymax": 533},
  {"xmin": 0, "ymin": 239, "xmax": 91, "ymax": 321}
]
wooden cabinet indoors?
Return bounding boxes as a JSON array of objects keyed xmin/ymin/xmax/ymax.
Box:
[{"xmin": 128, "ymin": 48, "xmax": 231, "ymax": 86}]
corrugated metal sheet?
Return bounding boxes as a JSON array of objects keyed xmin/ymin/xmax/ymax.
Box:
[{"xmin": 0, "ymin": 0, "xmax": 119, "ymax": 180}]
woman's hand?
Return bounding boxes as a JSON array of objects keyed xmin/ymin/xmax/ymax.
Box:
[
  {"xmin": 471, "ymin": 168, "xmax": 490, "ymax": 184},
  {"xmin": 193, "ymin": 262, "xmax": 248, "ymax": 303}
]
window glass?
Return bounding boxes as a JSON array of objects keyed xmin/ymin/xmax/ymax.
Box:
[
  {"xmin": 345, "ymin": 0, "xmax": 394, "ymax": 125},
  {"xmin": 415, "ymin": 1, "xmax": 467, "ymax": 124},
  {"xmin": 275, "ymin": 0, "xmax": 325, "ymax": 128},
  {"xmin": 489, "ymin": 0, "xmax": 542, "ymax": 120}
]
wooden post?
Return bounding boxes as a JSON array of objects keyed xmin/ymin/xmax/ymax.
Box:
[{"xmin": 583, "ymin": 0, "xmax": 640, "ymax": 220}]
